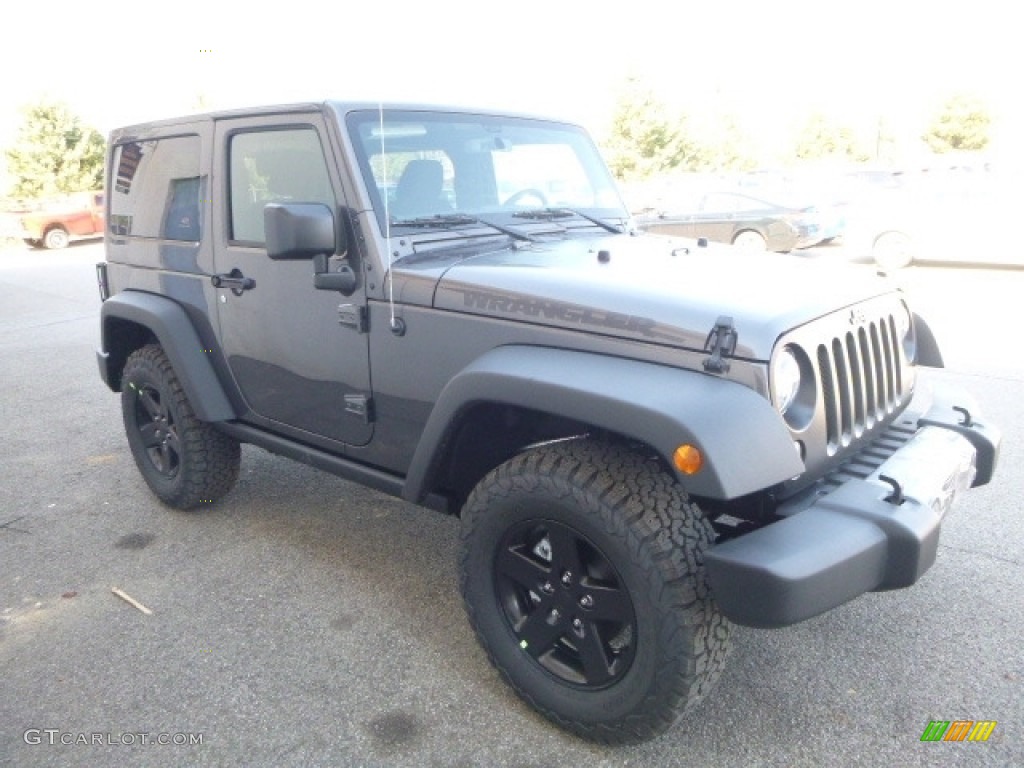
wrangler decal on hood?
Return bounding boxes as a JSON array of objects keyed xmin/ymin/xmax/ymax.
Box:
[{"xmin": 456, "ymin": 288, "xmax": 658, "ymax": 337}]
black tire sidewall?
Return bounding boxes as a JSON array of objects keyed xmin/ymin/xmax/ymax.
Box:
[
  {"xmin": 461, "ymin": 468, "xmax": 691, "ymax": 730},
  {"xmin": 121, "ymin": 352, "xmax": 188, "ymax": 503}
]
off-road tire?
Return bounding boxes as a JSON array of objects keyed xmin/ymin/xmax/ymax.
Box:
[
  {"xmin": 459, "ymin": 439, "xmax": 731, "ymax": 743},
  {"xmin": 121, "ymin": 344, "xmax": 240, "ymax": 509}
]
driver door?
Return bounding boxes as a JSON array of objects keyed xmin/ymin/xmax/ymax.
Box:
[{"xmin": 211, "ymin": 113, "xmax": 372, "ymax": 447}]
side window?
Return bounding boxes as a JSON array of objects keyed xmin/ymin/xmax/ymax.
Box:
[
  {"xmin": 229, "ymin": 128, "xmax": 334, "ymax": 244},
  {"xmin": 728, "ymin": 196, "xmax": 764, "ymax": 213},
  {"xmin": 701, "ymin": 193, "xmax": 737, "ymax": 212},
  {"xmin": 109, "ymin": 135, "xmax": 202, "ymax": 240},
  {"xmin": 705, "ymin": 194, "xmax": 765, "ymax": 214}
]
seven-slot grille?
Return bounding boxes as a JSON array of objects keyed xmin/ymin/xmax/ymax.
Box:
[{"xmin": 816, "ymin": 313, "xmax": 905, "ymax": 454}]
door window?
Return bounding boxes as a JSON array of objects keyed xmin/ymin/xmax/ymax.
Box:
[{"xmin": 228, "ymin": 128, "xmax": 335, "ymax": 244}]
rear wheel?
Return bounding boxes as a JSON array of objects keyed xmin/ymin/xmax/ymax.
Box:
[
  {"xmin": 459, "ymin": 440, "xmax": 731, "ymax": 743},
  {"xmin": 43, "ymin": 227, "xmax": 69, "ymax": 249},
  {"xmin": 121, "ymin": 344, "xmax": 240, "ymax": 509}
]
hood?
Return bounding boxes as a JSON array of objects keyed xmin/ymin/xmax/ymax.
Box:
[{"xmin": 424, "ymin": 233, "xmax": 899, "ymax": 360}]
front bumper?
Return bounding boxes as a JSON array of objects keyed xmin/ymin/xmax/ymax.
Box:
[{"xmin": 705, "ymin": 383, "xmax": 1001, "ymax": 628}]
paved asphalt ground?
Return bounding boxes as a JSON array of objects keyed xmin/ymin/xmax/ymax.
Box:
[{"xmin": 1, "ymin": 241, "xmax": 1021, "ymax": 768}]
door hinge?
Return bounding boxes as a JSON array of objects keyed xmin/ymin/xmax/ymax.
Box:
[
  {"xmin": 344, "ymin": 394, "xmax": 374, "ymax": 423},
  {"xmin": 703, "ymin": 316, "xmax": 737, "ymax": 374},
  {"xmin": 338, "ymin": 304, "xmax": 368, "ymax": 333}
]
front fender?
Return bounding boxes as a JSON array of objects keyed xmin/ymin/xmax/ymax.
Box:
[
  {"xmin": 97, "ymin": 291, "xmax": 236, "ymax": 422},
  {"xmin": 402, "ymin": 346, "xmax": 803, "ymax": 503}
]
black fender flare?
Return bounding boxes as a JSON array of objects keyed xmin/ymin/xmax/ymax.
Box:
[
  {"xmin": 97, "ymin": 291, "xmax": 236, "ymax": 422},
  {"xmin": 402, "ymin": 345, "xmax": 803, "ymax": 503}
]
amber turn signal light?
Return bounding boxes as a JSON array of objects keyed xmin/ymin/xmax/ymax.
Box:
[{"xmin": 673, "ymin": 444, "xmax": 703, "ymax": 475}]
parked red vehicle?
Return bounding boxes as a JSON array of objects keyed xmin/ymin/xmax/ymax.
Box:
[{"xmin": 19, "ymin": 191, "xmax": 105, "ymax": 249}]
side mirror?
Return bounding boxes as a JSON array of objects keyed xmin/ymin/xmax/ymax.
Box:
[{"xmin": 265, "ymin": 203, "xmax": 345, "ymax": 260}]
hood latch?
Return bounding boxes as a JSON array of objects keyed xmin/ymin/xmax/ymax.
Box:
[{"xmin": 703, "ymin": 316, "xmax": 737, "ymax": 374}]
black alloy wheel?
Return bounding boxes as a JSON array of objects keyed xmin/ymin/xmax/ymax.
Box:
[
  {"xmin": 131, "ymin": 380, "xmax": 182, "ymax": 479},
  {"xmin": 121, "ymin": 344, "xmax": 240, "ymax": 509},
  {"xmin": 495, "ymin": 518, "xmax": 637, "ymax": 689}
]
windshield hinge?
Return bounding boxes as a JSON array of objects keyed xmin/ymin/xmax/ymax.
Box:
[
  {"xmin": 703, "ymin": 316, "xmax": 737, "ymax": 374},
  {"xmin": 338, "ymin": 304, "xmax": 368, "ymax": 333},
  {"xmin": 344, "ymin": 394, "xmax": 374, "ymax": 423}
]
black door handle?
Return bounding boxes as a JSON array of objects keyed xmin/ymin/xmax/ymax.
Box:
[{"xmin": 211, "ymin": 268, "xmax": 255, "ymax": 295}]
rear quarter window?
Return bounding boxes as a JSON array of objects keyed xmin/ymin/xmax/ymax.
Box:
[{"xmin": 109, "ymin": 135, "xmax": 202, "ymax": 240}]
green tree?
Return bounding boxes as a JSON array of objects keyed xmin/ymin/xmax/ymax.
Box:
[
  {"xmin": 602, "ymin": 80, "xmax": 699, "ymax": 180},
  {"xmin": 695, "ymin": 114, "xmax": 757, "ymax": 172},
  {"xmin": 4, "ymin": 100, "xmax": 106, "ymax": 198},
  {"xmin": 922, "ymin": 94, "xmax": 991, "ymax": 153},
  {"xmin": 793, "ymin": 113, "xmax": 869, "ymax": 162}
]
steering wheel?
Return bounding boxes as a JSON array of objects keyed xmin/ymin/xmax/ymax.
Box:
[{"xmin": 503, "ymin": 188, "xmax": 549, "ymax": 207}]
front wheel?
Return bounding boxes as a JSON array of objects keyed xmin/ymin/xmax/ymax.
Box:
[
  {"xmin": 459, "ymin": 440, "xmax": 731, "ymax": 743},
  {"xmin": 121, "ymin": 344, "xmax": 240, "ymax": 509},
  {"xmin": 873, "ymin": 231, "xmax": 914, "ymax": 270}
]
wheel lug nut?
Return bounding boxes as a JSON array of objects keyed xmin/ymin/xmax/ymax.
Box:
[
  {"xmin": 541, "ymin": 582, "xmax": 554, "ymax": 594},
  {"xmin": 561, "ymin": 571, "xmax": 572, "ymax": 586},
  {"xmin": 572, "ymin": 618, "xmax": 583, "ymax": 631},
  {"xmin": 579, "ymin": 595, "xmax": 594, "ymax": 608},
  {"xmin": 550, "ymin": 608, "xmax": 561, "ymax": 622}
]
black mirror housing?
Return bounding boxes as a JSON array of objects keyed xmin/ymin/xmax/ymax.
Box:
[{"xmin": 264, "ymin": 203, "xmax": 343, "ymax": 260}]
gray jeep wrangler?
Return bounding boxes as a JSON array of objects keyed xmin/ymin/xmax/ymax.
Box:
[{"xmin": 96, "ymin": 102, "xmax": 1001, "ymax": 743}]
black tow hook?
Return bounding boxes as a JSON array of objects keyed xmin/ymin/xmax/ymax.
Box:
[
  {"xmin": 953, "ymin": 406, "xmax": 973, "ymax": 427},
  {"xmin": 878, "ymin": 475, "xmax": 904, "ymax": 506}
]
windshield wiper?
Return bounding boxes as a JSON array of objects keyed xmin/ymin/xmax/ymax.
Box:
[
  {"xmin": 512, "ymin": 207, "xmax": 624, "ymax": 234},
  {"xmin": 390, "ymin": 213, "xmax": 536, "ymax": 242}
]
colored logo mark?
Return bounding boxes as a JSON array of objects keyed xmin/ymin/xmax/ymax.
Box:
[{"xmin": 920, "ymin": 720, "xmax": 997, "ymax": 742}]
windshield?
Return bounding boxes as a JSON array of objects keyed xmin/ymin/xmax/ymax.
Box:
[{"xmin": 345, "ymin": 109, "xmax": 627, "ymax": 233}]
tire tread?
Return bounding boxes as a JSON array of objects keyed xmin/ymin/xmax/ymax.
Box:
[
  {"xmin": 122, "ymin": 344, "xmax": 239, "ymax": 509},
  {"xmin": 459, "ymin": 439, "xmax": 731, "ymax": 744}
]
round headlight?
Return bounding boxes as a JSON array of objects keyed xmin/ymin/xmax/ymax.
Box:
[{"xmin": 772, "ymin": 347, "xmax": 802, "ymax": 414}]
